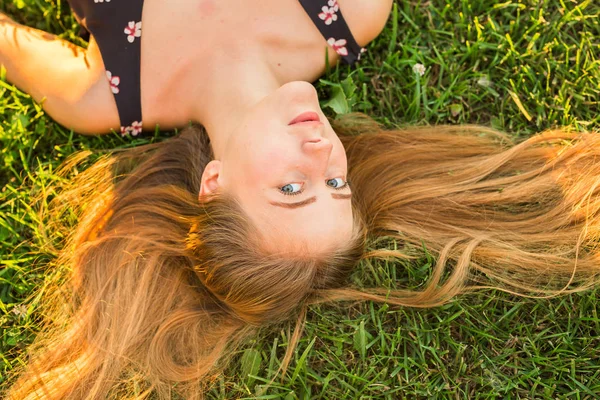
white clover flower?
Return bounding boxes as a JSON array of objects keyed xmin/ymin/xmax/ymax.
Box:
[
  {"xmin": 477, "ymin": 75, "xmax": 492, "ymax": 87},
  {"xmin": 413, "ymin": 63, "xmax": 426, "ymax": 77},
  {"xmin": 12, "ymin": 304, "xmax": 28, "ymax": 319}
]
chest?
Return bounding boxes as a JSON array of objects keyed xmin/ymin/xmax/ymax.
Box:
[
  {"xmin": 139, "ymin": 0, "xmax": 338, "ymax": 65},
  {"xmin": 139, "ymin": 0, "xmax": 344, "ymax": 113}
]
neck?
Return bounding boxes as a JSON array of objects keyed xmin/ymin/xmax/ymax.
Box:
[{"xmin": 193, "ymin": 48, "xmax": 282, "ymax": 159}]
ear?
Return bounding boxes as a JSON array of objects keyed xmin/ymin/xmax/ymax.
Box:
[{"xmin": 198, "ymin": 160, "xmax": 222, "ymax": 201}]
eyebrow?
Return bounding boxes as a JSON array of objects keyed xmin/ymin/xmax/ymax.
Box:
[
  {"xmin": 332, "ymin": 193, "xmax": 352, "ymax": 200},
  {"xmin": 269, "ymin": 193, "xmax": 352, "ymax": 209}
]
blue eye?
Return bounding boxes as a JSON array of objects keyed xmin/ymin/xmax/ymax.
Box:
[
  {"xmin": 326, "ymin": 178, "xmax": 348, "ymax": 189},
  {"xmin": 279, "ymin": 183, "xmax": 303, "ymax": 195}
]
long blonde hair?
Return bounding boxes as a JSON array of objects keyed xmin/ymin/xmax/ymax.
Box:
[{"xmin": 7, "ymin": 115, "xmax": 600, "ymax": 399}]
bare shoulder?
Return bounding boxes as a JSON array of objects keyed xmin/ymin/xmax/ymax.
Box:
[{"xmin": 337, "ymin": 0, "xmax": 393, "ymax": 46}]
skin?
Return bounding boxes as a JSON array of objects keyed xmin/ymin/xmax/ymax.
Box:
[
  {"xmin": 199, "ymin": 81, "xmax": 354, "ymax": 254},
  {"xmin": 0, "ymin": 0, "xmax": 392, "ymax": 252}
]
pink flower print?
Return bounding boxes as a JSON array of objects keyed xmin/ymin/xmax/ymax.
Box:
[
  {"xmin": 328, "ymin": 0, "xmax": 339, "ymax": 11},
  {"xmin": 318, "ymin": 5, "xmax": 338, "ymax": 25},
  {"xmin": 130, "ymin": 121, "xmax": 143, "ymax": 136},
  {"xmin": 124, "ymin": 21, "xmax": 142, "ymax": 43},
  {"xmin": 327, "ymin": 38, "xmax": 348, "ymax": 57},
  {"xmin": 94, "ymin": 0, "xmax": 111, "ymax": 3},
  {"xmin": 106, "ymin": 71, "xmax": 120, "ymax": 94},
  {"xmin": 120, "ymin": 121, "xmax": 143, "ymax": 137}
]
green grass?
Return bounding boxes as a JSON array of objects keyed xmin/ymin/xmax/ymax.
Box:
[{"xmin": 1, "ymin": 0, "xmax": 600, "ymax": 398}]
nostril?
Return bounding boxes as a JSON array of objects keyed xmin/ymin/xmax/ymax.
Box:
[
  {"xmin": 303, "ymin": 139, "xmax": 333, "ymax": 155},
  {"xmin": 302, "ymin": 137, "xmax": 324, "ymax": 145},
  {"xmin": 321, "ymin": 138, "xmax": 333, "ymax": 147}
]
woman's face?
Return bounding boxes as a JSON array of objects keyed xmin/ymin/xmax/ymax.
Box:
[{"xmin": 203, "ymin": 81, "xmax": 354, "ymax": 254}]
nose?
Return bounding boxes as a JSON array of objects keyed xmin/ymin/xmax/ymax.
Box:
[{"xmin": 302, "ymin": 137, "xmax": 333, "ymax": 172}]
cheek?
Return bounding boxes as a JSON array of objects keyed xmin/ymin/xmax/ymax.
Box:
[
  {"xmin": 332, "ymin": 138, "xmax": 348, "ymax": 166},
  {"xmin": 244, "ymin": 141, "xmax": 298, "ymax": 182}
]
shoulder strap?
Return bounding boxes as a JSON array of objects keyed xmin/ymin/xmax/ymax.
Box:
[
  {"xmin": 297, "ymin": 0, "xmax": 364, "ymax": 64},
  {"xmin": 75, "ymin": 0, "xmax": 145, "ymax": 136}
]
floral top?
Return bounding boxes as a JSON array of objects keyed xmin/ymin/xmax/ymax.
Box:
[{"xmin": 68, "ymin": 0, "xmax": 364, "ymax": 136}]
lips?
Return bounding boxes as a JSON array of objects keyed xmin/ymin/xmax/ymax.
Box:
[{"xmin": 288, "ymin": 111, "xmax": 321, "ymax": 125}]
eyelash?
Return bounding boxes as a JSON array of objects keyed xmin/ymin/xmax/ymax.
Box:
[
  {"xmin": 280, "ymin": 188, "xmax": 304, "ymax": 196},
  {"xmin": 334, "ymin": 180, "xmax": 351, "ymax": 190}
]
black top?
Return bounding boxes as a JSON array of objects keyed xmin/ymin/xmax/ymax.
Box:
[{"xmin": 68, "ymin": 0, "xmax": 363, "ymax": 136}]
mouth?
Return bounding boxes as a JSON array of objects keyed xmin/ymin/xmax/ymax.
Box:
[{"xmin": 288, "ymin": 111, "xmax": 321, "ymax": 126}]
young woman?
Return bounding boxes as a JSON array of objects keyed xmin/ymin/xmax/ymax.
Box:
[
  {"xmin": 4, "ymin": 1, "xmax": 600, "ymax": 399},
  {"xmin": 1, "ymin": 0, "xmax": 391, "ymax": 261}
]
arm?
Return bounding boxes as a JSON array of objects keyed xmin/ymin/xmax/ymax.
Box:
[
  {"xmin": 339, "ymin": 0, "xmax": 394, "ymax": 46},
  {"xmin": 0, "ymin": 12, "xmax": 120, "ymax": 134}
]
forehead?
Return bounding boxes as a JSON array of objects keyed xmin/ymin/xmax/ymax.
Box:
[{"xmin": 246, "ymin": 199, "xmax": 355, "ymax": 255}]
